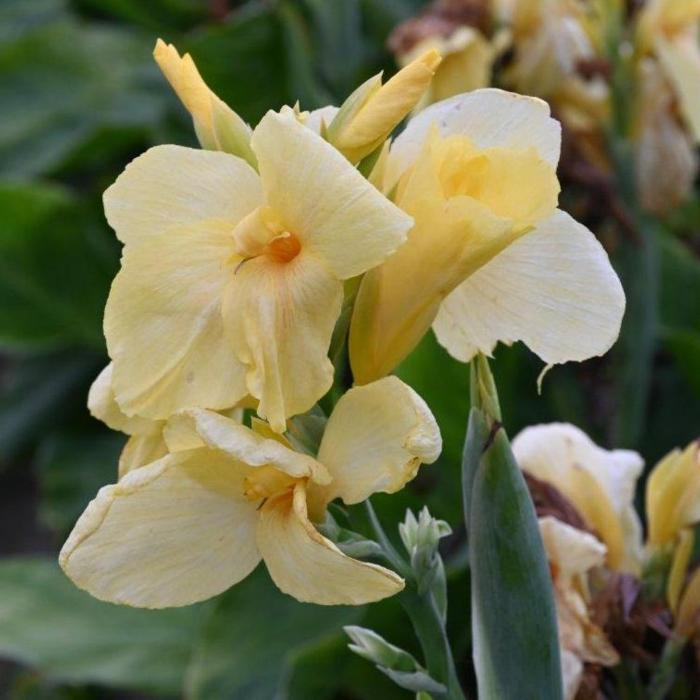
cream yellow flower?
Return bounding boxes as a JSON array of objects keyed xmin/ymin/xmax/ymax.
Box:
[
  {"xmin": 103, "ymin": 106, "xmax": 411, "ymax": 433},
  {"xmin": 539, "ymin": 516, "xmax": 620, "ymax": 700},
  {"xmin": 637, "ymin": 0, "xmax": 700, "ymax": 141},
  {"xmin": 513, "ymin": 423, "xmax": 644, "ymax": 573},
  {"xmin": 349, "ymin": 89, "xmax": 625, "ymax": 383},
  {"xmin": 676, "ymin": 564, "xmax": 700, "ymax": 639},
  {"xmin": 60, "ymin": 377, "xmax": 441, "ymax": 608}
]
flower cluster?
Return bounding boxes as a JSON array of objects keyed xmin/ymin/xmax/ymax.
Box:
[{"xmin": 60, "ymin": 38, "xmax": 623, "ymax": 609}]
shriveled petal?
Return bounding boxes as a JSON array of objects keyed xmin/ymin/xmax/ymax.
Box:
[
  {"xmin": 385, "ymin": 88, "xmax": 561, "ymax": 189},
  {"xmin": 432, "ymin": 209, "xmax": 625, "ymax": 365},
  {"xmin": 164, "ymin": 409, "xmax": 330, "ymax": 484},
  {"xmin": 103, "ymin": 145, "xmax": 262, "ymax": 245},
  {"xmin": 561, "ymin": 649, "xmax": 583, "ymax": 700},
  {"xmin": 88, "ymin": 363, "xmax": 158, "ymax": 435},
  {"xmin": 60, "ymin": 450, "xmax": 261, "ymax": 608},
  {"xmin": 315, "ymin": 376, "xmax": 440, "ymax": 506},
  {"xmin": 656, "ymin": 33, "xmax": 700, "ymax": 142},
  {"xmin": 257, "ymin": 483, "xmax": 404, "ymax": 605},
  {"xmin": 539, "ymin": 516, "xmax": 606, "ymax": 579},
  {"xmin": 223, "ymin": 251, "xmax": 342, "ymax": 434},
  {"xmin": 105, "ymin": 220, "xmax": 247, "ymax": 419},
  {"xmin": 118, "ymin": 433, "xmax": 168, "ymax": 478},
  {"xmin": 513, "ymin": 423, "xmax": 642, "ymax": 572},
  {"xmin": 251, "ymin": 108, "xmax": 412, "ymax": 279}
]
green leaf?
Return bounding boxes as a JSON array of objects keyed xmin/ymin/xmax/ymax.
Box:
[
  {"xmin": 0, "ymin": 183, "xmax": 116, "ymax": 349},
  {"xmin": 0, "ymin": 557, "xmax": 206, "ymax": 695},
  {"xmin": 465, "ymin": 416, "xmax": 562, "ymax": 699},
  {"xmin": 36, "ymin": 430, "xmax": 125, "ymax": 534},
  {"xmin": 186, "ymin": 567, "xmax": 361, "ymax": 700},
  {"xmin": 659, "ymin": 231, "xmax": 700, "ymax": 334},
  {"xmin": 0, "ymin": 351, "xmax": 103, "ymax": 462}
]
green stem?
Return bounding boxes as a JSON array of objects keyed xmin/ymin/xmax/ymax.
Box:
[
  {"xmin": 648, "ymin": 636, "xmax": 685, "ymax": 700},
  {"xmin": 364, "ymin": 500, "xmax": 466, "ymax": 700}
]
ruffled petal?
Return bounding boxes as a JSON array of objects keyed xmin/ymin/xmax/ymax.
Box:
[
  {"xmin": 257, "ymin": 483, "xmax": 404, "ymax": 605},
  {"xmin": 432, "ymin": 209, "xmax": 625, "ymax": 365},
  {"xmin": 315, "ymin": 377, "xmax": 440, "ymax": 506},
  {"xmin": 251, "ymin": 108, "xmax": 412, "ymax": 279},
  {"xmin": 222, "ymin": 251, "xmax": 342, "ymax": 433},
  {"xmin": 60, "ymin": 450, "xmax": 261, "ymax": 608},
  {"xmin": 104, "ymin": 145, "xmax": 262, "ymax": 245},
  {"xmin": 105, "ymin": 220, "xmax": 247, "ymax": 419}
]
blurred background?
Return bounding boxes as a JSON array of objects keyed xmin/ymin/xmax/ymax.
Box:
[{"xmin": 1, "ymin": 0, "xmax": 699, "ymax": 698}]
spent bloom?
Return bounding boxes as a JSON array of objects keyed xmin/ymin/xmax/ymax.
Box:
[
  {"xmin": 513, "ymin": 423, "xmax": 644, "ymax": 573},
  {"xmin": 350, "ymin": 89, "xmax": 625, "ymax": 383},
  {"xmin": 103, "ymin": 46, "xmax": 413, "ymax": 433},
  {"xmin": 60, "ymin": 377, "xmax": 441, "ymax": 607}
]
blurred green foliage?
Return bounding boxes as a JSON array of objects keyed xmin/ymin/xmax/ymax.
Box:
[{"xmin": 1, "ymin": 0, "xmax": 699, "ymax": 698}]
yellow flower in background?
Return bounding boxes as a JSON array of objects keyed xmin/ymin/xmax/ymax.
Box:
[
  {"xmin": 637, "ymin": 0, "xmax": 700, "ymax": 141},
  {"xmin": 646, "ymin": 441, "xmax": 700, "ymax": 548},
  {"xmin": 154, "ymin": 40, "xmax": 256, "ymax": 164},
  {"xmin": 60, "ymin": 377, "xmax": 441, "ymax": 608},
  {"xmin": 326, "ymin": 49, "xmax": 442, "ymax": 163},
  {"xmin": 349, "ymin": 89, "xmax": 625, "ymax": 383},
  {"xmin": 539, "ymin": 517, "xmax": 620, "ymax": 700},
  {"xmin": 513, "ymin": 423, "xmax": 644, "ymax": 573},
  {"xmin": 103, "ymin": 102, "xmax": 411, "ymax": 433},
  {"xmin": 676, "ymin": 564, "xmax": 700, "ymax": 639}
]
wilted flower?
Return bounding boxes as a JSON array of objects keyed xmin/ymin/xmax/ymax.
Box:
[
  {"xmin": 513, "ymin": 423, "xmax": 644, "ymax": 573},
  {"xmin": 539, "ymin": 516, "xmax": 620, "ymax": 700},
  {"xmin": 350, "ymin": 89, "xmax": 625, "ymax": 383},
  {"xmin": 60, "ymin": 377, "xmax": 441, "ymax": 607},
  {"xmin": 104, "ymin": 43, "xmax": 412, "ymax": 433}
]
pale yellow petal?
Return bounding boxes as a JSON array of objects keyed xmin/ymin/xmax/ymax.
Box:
[
  {"xmin": 105, "ymin": 220, "xmax": 248, "ymax": 420},
  {"xmin": 539, "ymin": 516, "xmax": 607, "ymax": 579},
  {"xmin": 251, "ymin": 108, "xmax": 412, "ymax": 279},
  {"xmin": 314, "ymin": 376, "xmax": 441, "ymax": 506},
  {"xmin": 164, "ymin": 409, "xmax": 330, "ymax": 484},
  {"xmin": 60, "ymin": 450, "xmax": 260, "ymax": 608},
  {"xmin": 512, "ymin": 423, "xmax": 642, "ymax": 571},
  {"xmin": 103, "ymin": 145, "xmax": 262, "ymax": 246},
  {"xmin": 304, "ymin": 105, "xmax": 339, "ymax": 134},
  {"xmin": 677, "ymin": 564, "xmax": 700, "ymax": 638},
  {"xmin": 433, "ymin": 210, "xmax": 625, "ymax": 365},
  {"xmin": 668, "ymin": 529, "xmax": 695, "ymax": 612},
  {"xmin": 385, "ymin": 88, "xmax": 561, "ymax": 190},
  {"xmin": 257, "ymin": 483, "xmax": 404, "ymax": 605},
  {"xmin": 656, "ymin": 32, "xmax": 700, "ymax": 142},
  {"xmin": 118, "ymin": 433, "xmax": 168, "ymax": 478},
  {"xmin": 646, "ymin": 442, "xmax": 700, "ymax": 546},
  {"xmin": 88, "ymin": 363, "xmax": 158, "ymax": 435},
  {"xmin": 222, "ymin": 251, "xmax": 342, "ymax": 434}
]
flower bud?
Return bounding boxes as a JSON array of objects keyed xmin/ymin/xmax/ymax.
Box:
[{"xmin": 326, "ymin": 50, "xmax": 442, "ymax": 163}]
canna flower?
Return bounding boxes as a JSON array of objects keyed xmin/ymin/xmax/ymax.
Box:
[
  {"xmin": 637, "ymin": 0, "xmax": 700, "ymax": 142},
  {"xmin": 60, "ymin": 377, "xmax": 441, "ymax": 608},
  {"xmin": 513, "ymin": 423, "xmax": 644, "ymax": 573},
  {"xmin": 326, "ymin": 49, "xmax": 442, "ymax": 163},
  {"xmin": 539, "ymin": 516, "xmax": 620, "ymax": 700},
  {"xmin": 349, "ymin": 89, "xmax": 625, "ymax": 383},
  {"xmin": 103, "ymin": 103, "xmax": 411, "ymax": 433},
  {"xmin": 676, "ymin": 564, "xmax": 700, "ymax": 639}
]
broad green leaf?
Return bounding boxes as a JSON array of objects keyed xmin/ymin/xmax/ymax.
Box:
[
  {"xmin": 186, "ymin": 567, "xmax": 361, "ymax": 700},
  {"xmin": 73, "ymin": 0, "xmax": 206, "ymax": 33},
  {"xmin": 36, "ymin": 430, "xmax": 125, "ymax": 534},
  {"xmin": 465, "ymin": 418, "xmax": 562, "ymax": 700},
  {"xmin": 0, "ymin": 183, "xmax": 116, "ymax": 349},
  {"xmin": 659, "ymin": 231, "xmax": 700, "ymax": 335},
  {"xmin": 0, "ymin": 558, "xmax": 206, "ymax": 695},
  {"xmin": 0, "ymin": 351, "xmax": 103, "ymax": 462}
]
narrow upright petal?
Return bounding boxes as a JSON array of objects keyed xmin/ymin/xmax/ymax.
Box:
[
  {"xmin": 432, "ymin": 210, "xmax": 625, "ymax": 365},
  {"xmin": 60, "ymin": 450, "xmax": 261, "ymax": 608},
  {"xmin": 257, "ymin": 483, "xmax": 404, "ymax": 605},
  {"xmin": 105, "ymin": 220, "xmax": 248, "ymax": 419},
  {"xmin": 315, "ymin": 376, "xmax": 441, "ymax": 506},
  {"xmin": 223, "ymin": 251, "xmax": 343, "ymax": 433},
  {"xmin": 251, "ymin": 109, "xmax": 412, "ymax": 279},
  {"xmin": 103, "ymin": 145, "xmax": 262, "ymax": 245}
]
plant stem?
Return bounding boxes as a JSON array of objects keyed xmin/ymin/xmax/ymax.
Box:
[
  {"xmin": 364, "ymin": 500, "xmax": 466, "ymax": 700},
  {"xmin": 648, "ymin": 636, "xmax": 685, "ymax": 700}
]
